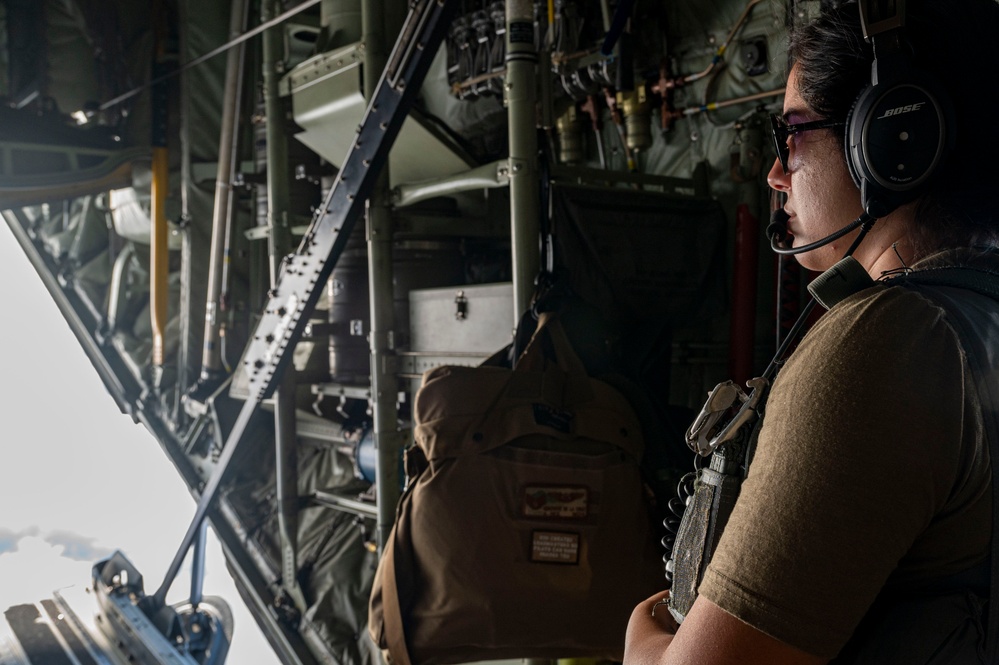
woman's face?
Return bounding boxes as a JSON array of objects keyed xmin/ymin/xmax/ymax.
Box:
[{"xmin": 767, "ymin": 65, "xmax": 866, "ymax": 273}]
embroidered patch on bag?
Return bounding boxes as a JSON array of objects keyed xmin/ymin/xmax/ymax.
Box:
[
  {"xmin": 523, "ymin": 486, "xmax": 588, "ymax": 519},
  {"xmin": 530, "ymin": 531, "xmax": 580, "ymax": 564},
  {"xmin": 532, "ymin": 403, "xmax": 574, "ymax": 433}
]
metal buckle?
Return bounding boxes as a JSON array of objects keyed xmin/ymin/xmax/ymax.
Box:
[{"xmin": 685, "ymin": 377, "xmax": 768, "ymax": 456}]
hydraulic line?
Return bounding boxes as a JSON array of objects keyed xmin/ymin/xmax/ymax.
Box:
[
  {"xmin": 665, "ymin": 0, "xmax": 764, "ymax": 90},
  {"xmin": 150, "ymin": 1, "xmax": 170, "ymax": 383},
  {"xmin": 661, "ymin": 88, "xmax": 785, "ymax": 131},
  {"xmin": 685, "ymin": 88, "xmax": 784, "ymax": 115},
  {"xmin": 198, "ymin": 0, "xmax": 249, "ymax": 384},
  {"xmin": 263, "ymin": 3, "xmax": 291, "ymax": 286},
  {"xmin": 580, "ymin": 95, "xmax": 606, "ymax": 168},
  {"xmin": 176, "ymin": 0, "xmax": 194, "ymax": 414},
  {"xmin": 151, "ymin": 146, "xmax": 169, "ymax": 367}
]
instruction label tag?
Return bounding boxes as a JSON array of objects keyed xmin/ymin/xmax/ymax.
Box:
[{"xmin": 531, "ymin": 531, "xmax": 580, "ymax": 564}]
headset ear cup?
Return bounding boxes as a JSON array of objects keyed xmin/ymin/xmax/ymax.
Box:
[
  {"xmin": 844, "ymin": 88, "xmax": 867, "ymax": 191},
  {"xmin": 845, "ymin": 70, "xmax": 953, "ymax": 218}
]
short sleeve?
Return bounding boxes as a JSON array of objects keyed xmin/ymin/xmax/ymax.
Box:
[{"xmin": 698, "ymin": 286, "xmax": 968, "ymax": 658}]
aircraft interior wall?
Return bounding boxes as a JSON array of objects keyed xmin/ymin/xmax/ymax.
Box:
[{"xmin": 0, "ymin": 1, "xmax": 820, "ymax": 663}]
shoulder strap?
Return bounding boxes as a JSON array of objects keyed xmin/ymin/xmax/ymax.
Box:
[
  {"xmin": 887, "ymin": 265, "xmax": 999, "ymax": 299},
  {"xmin": 381, "ymin": 534, "xmax": 414, "ymax": 665}
]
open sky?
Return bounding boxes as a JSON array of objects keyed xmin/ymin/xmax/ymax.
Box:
[{"xmin": 0, "ymin": 221, "xmax": 275, "ymax": 662}]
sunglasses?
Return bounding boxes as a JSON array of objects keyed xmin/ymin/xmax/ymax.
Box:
[{"xmin": 769, "ymin": 114, "xmax": 845, "ymax": 175}]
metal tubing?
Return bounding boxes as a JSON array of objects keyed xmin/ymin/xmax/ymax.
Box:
[
  {"xmin": 600, "ymin": 0, "xmax": 612, "ymax": 31},
  {"xmin": 107, "ymin": 243, "xmax": 135, "ymax": 332},
  {"xmin": 368, "ymin": 197, "xmax": 400, "ymax": 552},
  {"xmin": 505, "ymin": 0, "xmax": 542, "ymax": 322},
  {"xmin": 199, "ymin": 0, "xmax": 249, "ymax": 381},
  {"xmin": 313, "ymin": 490, "xmax": 379, "ymax": 519},
  {"xmin": 669, "ymin": 0, "xmax": 764, "ymax": 88},
  {"xmin": 151, "ymin": 146, "xmax": 170, "ymax": 367},
  {"xmin": 391, "ymin": 160, "xmax": 510, "ymax": 208},
  {"xmin": 263, "ymin": 0, "xmax": 306, "ymax": 612},
  {"xmin": 151, "ymin": 3, "xmax": 171, "ymax": 374},
  {"xmin": 681, "ymin": 88, "xmax": 785, "ymax": 117},
  {"xmin": 364, "ymin": 0, "xmax": 401, "ymax": 552},
  {"xmin": 190, "ymin": 519, "xmax": 207, "ymax": 608},
  {"xmin": 275, "ymin": 370, "xmax": 306, "ymax": 610},
  {"xmin": 177, "ymin": 0, "xmax": 193, "ymax": 411},
  {"xmin": 263, "ymin": 0, "xmax": 292, "ymax": 285}
]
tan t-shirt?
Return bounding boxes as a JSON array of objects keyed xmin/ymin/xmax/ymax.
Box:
[{"xmin": 698, "ymin": 280, "xmax": 992, "ymax": 658}]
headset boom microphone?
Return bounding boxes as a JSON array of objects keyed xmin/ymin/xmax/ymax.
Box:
[{"xmin": 767, "ymin": 209, "xmax": 875, "ymax": 256}]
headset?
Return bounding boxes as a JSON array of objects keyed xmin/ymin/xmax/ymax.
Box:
[
  {"xmin": 770, "ymin": 0, "xmax": 955, "ymax": 255},
  {"xmin": 846, "ymin": 0, "xmax": 954, "ymax": 219}
]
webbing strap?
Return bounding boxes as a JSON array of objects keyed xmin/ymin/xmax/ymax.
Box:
[
  {"xmin": 381, "ymin": 532, "xmax": 414, "ymax": 665},
  {"xmin": 889, "ymin": 266, "xmax": 999, "ymax": 299}
]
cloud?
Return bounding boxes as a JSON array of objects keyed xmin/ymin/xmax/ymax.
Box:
[
  {"xmin": 0, "ymin": 528, "xmax": 114, "ymax": 561},
  {"xmin": 44, "ymin": 530, "xmax": 115, "ymax": 562},
  {"xmin": 0, "ymin": 526, "xmax": 39, "ymax": 555}
]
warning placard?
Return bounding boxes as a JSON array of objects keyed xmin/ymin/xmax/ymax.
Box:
[{"xmin": 531, "ymin": 531, "xmax": 580, "ymax": 564}]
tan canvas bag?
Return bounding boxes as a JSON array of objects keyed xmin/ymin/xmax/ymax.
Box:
[{"xmin": 368, "ymin": 312, "xmax": 663, "ymax": 665}]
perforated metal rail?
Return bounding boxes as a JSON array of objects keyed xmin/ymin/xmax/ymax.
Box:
[{"xmin": 149, "ymin": 0, "xmax": 459, "ymax": 610}]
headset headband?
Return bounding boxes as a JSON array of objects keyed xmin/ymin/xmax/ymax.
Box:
[{"xmin": 859, "ymin": 0, "xmax": 905, "ymax": 41}]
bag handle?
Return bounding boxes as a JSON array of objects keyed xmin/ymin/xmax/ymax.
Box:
[
  {"xmin": 514, "ymin": 311, "xmax": 595, "ymax": 406},
  {"xmin": 514, "ymin": 310, "xmax": 589, "ymax": 379}
]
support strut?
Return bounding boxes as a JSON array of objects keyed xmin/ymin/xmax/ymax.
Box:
[{"xmin": 149, "ymin": 0, "xmax": 459, "ymax": 610}]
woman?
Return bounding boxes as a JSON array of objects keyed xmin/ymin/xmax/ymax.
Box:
[{"xmin": 624, "ymin": 0, "xmax": 999, "ymax": 663}]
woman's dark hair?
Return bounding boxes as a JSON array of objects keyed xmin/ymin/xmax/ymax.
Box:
[{"xmin": 789, "ymin": 0, "xmax": 999, "ymax": 252}]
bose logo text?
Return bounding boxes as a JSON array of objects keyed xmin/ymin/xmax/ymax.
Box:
[{"xmin": 877, "ymin": 102, "xmax": 925, "ymax": 119}]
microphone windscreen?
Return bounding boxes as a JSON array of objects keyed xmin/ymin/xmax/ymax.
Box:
[{"xmin": 766, "ymin": 209, "xmax": 790, "ymax": 242}]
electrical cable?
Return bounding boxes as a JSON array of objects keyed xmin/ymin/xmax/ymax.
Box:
[
  {"xmin": 661, "ymin": 470, "xmax": 697, "ymax": 584},
  {"xmin": 761, "ymin": 213, "xmax": 876, "ymax": 381}
]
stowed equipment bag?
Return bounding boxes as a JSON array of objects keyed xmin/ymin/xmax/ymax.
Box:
[{"xmin": 368, "ymin": 312, "xmax": 663, "ymax": 665}]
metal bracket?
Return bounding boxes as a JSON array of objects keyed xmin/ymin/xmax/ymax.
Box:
[{"xmin": 454, "ymin": 290, "xmax": 468, "ymax": 320}]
